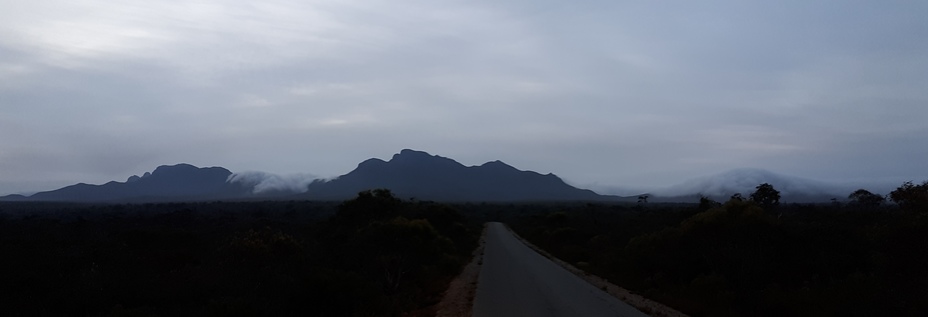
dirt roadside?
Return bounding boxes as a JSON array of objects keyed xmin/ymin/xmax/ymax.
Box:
[{"xmin": 435, "ymin": 225, "xmax": 487, "ymax": 317}]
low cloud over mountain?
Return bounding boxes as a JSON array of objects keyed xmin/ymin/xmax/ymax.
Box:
[
  {"xmin": 4, "ymin": 151, "xmax": 903, "ymax": 204},
  {"xmin": 653, "ymin": 168, "xmax": 852, "ymax": 203},
  {"xmin": 2, "ymin": 150, "xmax": 611, "ymax": 203},
  {"xmin": 227, "ymin": 171, "xmax": 318, "ymax": 194}
]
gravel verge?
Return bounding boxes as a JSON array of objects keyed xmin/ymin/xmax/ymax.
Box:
[{"xmin": 435, "ymin": 225, "xmax": 487, "ymax": 317}]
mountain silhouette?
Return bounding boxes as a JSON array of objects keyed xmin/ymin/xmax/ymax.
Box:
[
  {"xmin": 0, "ymin": 152, "xmax": 861, "ymax": 204},
  {"xmin": 1, "ymin": 151, "xmax": 612, "ymax": 203},
  {"xmin": 17, "ymin": 164, "xmax": 251, "ymax": 202},
  {"xmin": 303, "ymin": 149, "xmax": 608, "ymax": 202}
]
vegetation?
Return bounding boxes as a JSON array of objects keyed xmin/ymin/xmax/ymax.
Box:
[
  {"xmin": 889, "ymin": 181, "xmax": 928, "ymax": 212},
  {"xmin": 509, "ymin": 182, "xmax": 928, "ymax": 316},
  {"xmin": 0, "ymin": 191, "xmax": 479, "ymax": 316},
  {"xmin": 748, "ymin": 183, "xmax": 780, "ymax": 209},
  {"xmin": 4, "ymin": 180, "xmax": 928, "ymax": 316},
  {"xmin": 848, "ymin": 189, "xmax": 885, "ymax": 208}
]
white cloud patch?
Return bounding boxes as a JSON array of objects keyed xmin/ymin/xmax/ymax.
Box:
[{"xmin": 227, "ymin": 171, "xmax": 318, "ymax": 194}]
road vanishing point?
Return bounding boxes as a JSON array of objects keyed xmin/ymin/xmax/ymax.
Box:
[{"xmin": 473, "ymin": 222, "xmax": 648, "ymax": 317}]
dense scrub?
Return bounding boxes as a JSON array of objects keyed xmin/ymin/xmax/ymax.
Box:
[
  {"xmin": 5, "ymin": 182, "xmax": 926, "ymax": 316},
  {"xmin": 509, "ymin": 200, "xmax": 928, "ymax": 316},
  {"xmin": 0, "ymin": 191, "xmax": 479, "ymax": 316}
]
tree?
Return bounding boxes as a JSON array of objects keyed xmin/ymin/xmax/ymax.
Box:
[
  {"xmin": 698, "ymin": 195, "xmax": 721, "ymax": 211},
  {"xmin": 357, "ymin": 217, "xmax": 454, "ymax": 295},
  {"xmin": 637, "ymin": 195, "xmax": 649, "ymax": 204},
  {"xmin": 334, "ymin": 189, "xmax": 402, "ymax": 225},
  {"xmin": 730, "ymin": 193, "xmax": 744, "ymax": 202},
  {"xmin": 889, "ymin": 181, "xmax": 928, "ymax": 212},
  {"xmin": 848, "ymin": 189, "xmax": 885, "ymax": 208},
  {"xmin": 749, "ymin": 183, "xmax": 780, "ymax": 209}
]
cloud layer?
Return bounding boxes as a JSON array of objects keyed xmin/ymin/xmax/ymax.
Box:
[{"xmin": 2, "ymin": 0, "xmax": 927, "ymax": 195}]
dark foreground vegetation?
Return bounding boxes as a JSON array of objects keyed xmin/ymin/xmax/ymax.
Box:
[
  {"xmin": 4, "ymin": 181, "xmax": 927, "ymax": 316},
  {"xmin": 0, "ymin": 190, "xmax": 480, "ymax": 316},
  {"xmin": 509, "ymin": 181, "xmax": 928, "ymax": 316}
]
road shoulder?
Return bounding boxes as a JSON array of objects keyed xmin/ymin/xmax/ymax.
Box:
[
  {"xmin": 504, "ymin": 224, "xmax": 689, "ymax": 317},
  {"xmin": 435, "ymin": 225, "xmax": 488, "ymax": 317}
]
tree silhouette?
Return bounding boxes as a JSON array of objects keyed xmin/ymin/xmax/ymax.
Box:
[
  {"xmin": 334, "ymin": 189, "xmax": 402, "ymax": 225},
  {"xmin": 361, "ymin": 217, "xmax": 454, "ymax": 294},
  {"xmin": 698, "ymin": 195, "xmax": 721, "ymax": 211},
  {"xmin": 750, "ymin": 183, "xmax": 780, "ymax": 209},
  {"xmin": 848, "ymin": 189, "xmax": 885, "ymax": 208},
  {"xmin": 889, "ymin": 181, "xmax": 928, "ymax": 212}
]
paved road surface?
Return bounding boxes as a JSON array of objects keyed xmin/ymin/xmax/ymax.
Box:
[{"xmin": 473, "ymin": 222, "xmax": 648, "ymax": 317}]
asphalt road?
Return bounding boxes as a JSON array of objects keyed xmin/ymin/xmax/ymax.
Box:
[{"xmin": 473, "ymin": 222, "xmax": 648, "ymax": 317}]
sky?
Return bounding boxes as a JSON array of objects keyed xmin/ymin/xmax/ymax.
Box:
[{"xmin": 2, "ymin": 0, "xmax": 927, "ymax": 196}]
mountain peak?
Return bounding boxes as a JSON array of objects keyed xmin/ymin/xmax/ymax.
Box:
[
  {"xmin": 152, "ymin": 163, "xmax": 204, "ymax": 175},
  {"xmin": 304, "ymin": 149, "xmax": 605, "ymax": 202},
  {"xmin": 480, "ymin": 160, "xmax": 517, "ymax": 171},
  {"xmin": 398, "ymin": 148, "xmax": 430, "ymax": 157},
  {"xmin": 355, "ymin": 158, "xmax": 388, "ymax": 171},
  {"xmin": 391, "ymin": 149, "xmax": 440, "ymax": 161},
  {"xmin": 388, "ymin": 149, "xmax": 463, "ymax": 168}
]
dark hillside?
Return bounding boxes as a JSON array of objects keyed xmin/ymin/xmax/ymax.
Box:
[
  {"xmin": 305, "ymin": 149, "xmax": 607, "ymax": 202},
  {"xmin": 19, "ymin": 164, "xmax": 251, "ymax": 202}
]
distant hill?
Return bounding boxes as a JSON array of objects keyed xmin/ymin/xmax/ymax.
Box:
[
  {"xmin": 650, "ymin": 168, "xmax": 848, "ymax": 203},
  {"xmin": 302, "ymin": 149, "xmax": 610, "ymax": 202},
  {"xmin": 8, "ymin": 164, "xmax": 252, "ymax": 203}
]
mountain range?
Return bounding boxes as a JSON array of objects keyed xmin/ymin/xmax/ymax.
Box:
[
  {"xmin": 1, "ymin": 149, "xmax": 610, "ymax": 203},
  {"xmin": 1, "ymin": 164, "xmax": 253, "ymax": 203},
  {"xmin": 302, "ymin": 149, "xmax": 604, "ymax": 201},
  {"xmin": 1, "ymin": 149, "xmax": 866, "ymax": 203}
]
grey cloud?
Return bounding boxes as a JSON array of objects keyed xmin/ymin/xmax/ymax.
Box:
[{"xmin": 1, "ymin": 0, "xmax": 927, "ymax": 195}]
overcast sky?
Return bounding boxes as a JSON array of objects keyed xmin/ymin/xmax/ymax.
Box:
[{"xmin": 2, "ymin": 0, "xmax": 927, "ymax": 195}]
